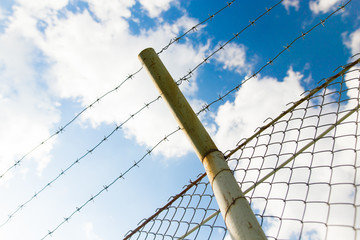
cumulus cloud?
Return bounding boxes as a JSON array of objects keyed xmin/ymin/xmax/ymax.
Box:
[
  {"xmin": 86, "ymin": 0, "xmax": 135, "ymax": 20},
  {"xmin": 138, "ymin": 0, "xmax": 176, "ymax": 18},
  {"xmin": 214, "ymin": 66, "xmax": 304, "ymax": 151},
  {"xmin": 213, "ymin": 42, "xmax": 252, "ymax": 76},
  {"xmin": 84, "ymin": 222, "xmax": 103, "ymax": 240},
  {"xmin": 282, "ymin": 0, "xmax": 300, "ymax": 12},
  {"xmin": 343, "ymin": 28, "xmax": 360, "ymax": 56},
  {"xmin": 0, "ymin": 19, "xmax": 60, "ymax": 179},
  {"xmin": 309, "ymin": 0, "xmax": 341, "ymax": 14}
]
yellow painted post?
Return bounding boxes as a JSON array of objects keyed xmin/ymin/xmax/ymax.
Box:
[{"xmin": 138, "ymin": 48, "xmax": 267, "ymax": 240}]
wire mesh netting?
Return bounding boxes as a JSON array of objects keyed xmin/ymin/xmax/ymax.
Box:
[{"xmin": 124, "ymin": 61, "xmax": 360, "ymax": 240}]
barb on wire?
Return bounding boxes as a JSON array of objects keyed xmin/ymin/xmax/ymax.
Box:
[
  {"xmin": 196, "ymin": 0, "xmax": 353, "ymax": 116},
  {"xmin": 157, "ymin": 0, "xmax": 237, "ymax": 54},
  {"xmin": 0, "ymin": 95, "xmax": 161, "ymax": 228},
  {"xmin": 0, "ymin": 67, "xmax": 143, "ymax": 181},
  {"xmin": 176, "ymin": 0, "xmax": 284, "ymax": 85},
  {"xmin": 39, "ymin": 127, "xmax": 182, "ymax": 240}
]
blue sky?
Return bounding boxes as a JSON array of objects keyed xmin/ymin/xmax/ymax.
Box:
[{"xmin": 0, "ymin": 0, "xmax": 359, "ymax": 239}]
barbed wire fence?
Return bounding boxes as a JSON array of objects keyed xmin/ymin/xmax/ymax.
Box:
[
  {"xmin": 0, "ymin": 0, "xmax": 286, "ymax": 230},
  {"xmin": 124, "ymin": 57, "xmax": 360, "ymax": 240},
  {"xmin": 0, "ymin": 0, "xmax": 356, "ymax": 239},
  {"xmin": 33, "ymin": 3, "xmax": 354, "ymax": 238}
]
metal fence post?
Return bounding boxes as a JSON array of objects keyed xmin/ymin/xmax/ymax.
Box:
[{"xmin": 138, "ymin": 48, "xmax": 267, "ymax": 240}]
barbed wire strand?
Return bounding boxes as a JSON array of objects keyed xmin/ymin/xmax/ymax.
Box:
[
  {"xmin": 0, "ymin": 67, "xmax": 142, "ymax": 181},
  {"xmin": 176, "ymin": 0, "xmax": 284, "ymax": 85},
  {"xmin": 196, "ymin": 0, "xmax": 352, "ymax": 116},
  {"xmin": 0, "ymin": 0, "xmax": 240, "ymax": 181},
  {"xmin": 39, "ymin": 127, "xmax": 181, "ymax": 240},
  {"xmin": 0, "ymin": 95, "xmax": 163, "ymax": 228},
  {"xmin": 157, "ymin": 0, "xmax": 236, "ymax": 54},
  {"xmin": 124, "ymin": 57, "xmax": 359, "ymax": 239}
]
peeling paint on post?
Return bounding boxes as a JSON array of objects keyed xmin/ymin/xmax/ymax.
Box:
[{"xmin": 138, "ymin": 48, "xmax": 267, "ymax": 240}]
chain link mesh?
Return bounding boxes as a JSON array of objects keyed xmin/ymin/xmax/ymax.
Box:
[{"xmin": 124, "ymin": 60, "xmax": 360, "ymax": 240}]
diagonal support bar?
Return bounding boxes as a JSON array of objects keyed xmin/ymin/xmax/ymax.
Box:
[{"xmin": 138, "ymin": 48, "xmax": 266, "ymax": 240}]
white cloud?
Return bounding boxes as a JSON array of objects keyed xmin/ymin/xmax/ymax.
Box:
[
  {"xmin": 0, "ymin": 23, "xmax": 60, "ymax": 179},
  {"xmin": 214, "ymin": 66, "xmax": 304, "ymax": 151},
  {"xmin": 14, "ymin": 0, "xmax": 69, "ymax": 20},
  {"xmin": 86, "ymin": 0, "xmax": 135, "ymax": 21},
  {"xmin": 41, "ymin": 11, "xmax": 208, "ymax": 158},
  {"xmin": 282, "ymin": 0, "xmax": 300, "ymax": 12},
  {"xmin": 0, "ymin": 0, "xmax": 210, "ymax": 161},
  {"xmin": 309, "ymin": 0, "xmax": 341, "ymax": 14},
  {"xmin": 213, "ymin": 42, "xmax": 251, "ymax": 75},
  {"xmin": 0, "ymin": 7, "xmax": 5, "ymax": 20},
  {"xmin": 84, "ymin": 222, "xmax": 103, "ymax": 240},
  {"xmin": 343, "ymin": 28, "xmax": 360, "ymax": 56},
  {"xmin": 138, "ymin": 0, "xmax": 176, "ymax": 18}
]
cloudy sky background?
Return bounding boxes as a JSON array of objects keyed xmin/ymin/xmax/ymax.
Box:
[{"xmin": 0, "ymin": 0, "xmax": 359, "ymax": 239}]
